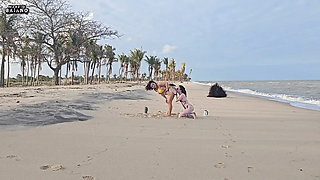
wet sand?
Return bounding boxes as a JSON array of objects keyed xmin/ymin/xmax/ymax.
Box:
[{"xmin": 0, "ymin": 82, "xmax": 320, "ymax": 180}]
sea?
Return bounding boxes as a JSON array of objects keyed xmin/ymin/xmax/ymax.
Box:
[{"xmin": 195, "ymin": 80, "xmax": 320, "ymax": 111}]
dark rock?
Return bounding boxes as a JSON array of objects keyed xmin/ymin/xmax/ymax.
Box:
[{"xmin": 207, "ymin": 83, "xmax": 227, "ymax": 98}]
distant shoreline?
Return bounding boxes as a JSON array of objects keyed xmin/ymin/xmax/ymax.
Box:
[{"xmin": 194, "ymin": 80, "xmax": 320, "ymax": 112}]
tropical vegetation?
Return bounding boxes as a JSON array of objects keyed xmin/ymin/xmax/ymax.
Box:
[{"xmin": 0, "ymin": 0, "xmax": 191, "ymax": 87}]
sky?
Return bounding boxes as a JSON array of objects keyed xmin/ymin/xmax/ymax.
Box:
[{"xmin": 9, "ymin": 0, "xmax": 320, "ymax": 81}]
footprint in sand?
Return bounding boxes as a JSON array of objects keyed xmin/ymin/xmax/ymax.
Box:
[
  {"xmin": 214, "ymin": 162, "xmax": 226, "ymax": 168},
  {"xmin": 221, "ymin": 145, "xmax": 231, "ymax": 149},
  {"xmin": 6, "ymin": 155, "xmax": 22, "ymax": 161},
  {"xmin": 128, "ymin": 111, "xmax": 177, "ymax": 119},
  {"xmin": 230, "ymin": 139, "xmax": 237, "ymax": 143},
  {"xmin": 224, "ymin": 153, "xmax": 232, "ymax": 158},
  {"xmin": 83, "ymin": 175, "xmax": 95, "ymax": 180},
  {"xmin": 247, "ymin": 166, "xmax": 254, "ymax": 173},
  {"xmin": 40, "ymin": 164, "xmax": 65, "ymax": 171},
  {"xmin": 77, "ymin": 155, "xmax": 94, "ymax": 167}
]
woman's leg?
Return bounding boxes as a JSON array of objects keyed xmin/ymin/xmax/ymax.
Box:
[
  {"xmin": 166, "ymin": 92, "xmax": 174, "ymax": 115},
  {"xmin": 179, "ymin": 108, "xmax": 192, "ymax": 117},
  {"xmin": 178, "ymin": 105, "xmax": 195, "ymax": 118}
]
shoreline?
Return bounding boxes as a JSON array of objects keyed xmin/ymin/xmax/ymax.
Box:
[
  {"xmin": 193, "ymin": 81, "xmax": 320, "ymax": 112},
  {"xmin": 232, "ymin": 91, "xmax": 320, "ymax": 112}
]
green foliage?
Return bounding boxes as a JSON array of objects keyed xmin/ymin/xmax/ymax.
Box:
[
  {"xmin": 129, "ymin": 48, "xmax": 146, "ymax": 79},
  {"xmin": 0, "ymin": 0, "xmax": 192, "ymax": 87}
]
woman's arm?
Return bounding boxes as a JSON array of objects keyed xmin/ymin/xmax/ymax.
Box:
[{"xmin": 176, "ymin": 93, "xmax": 185, "ymax": 102}]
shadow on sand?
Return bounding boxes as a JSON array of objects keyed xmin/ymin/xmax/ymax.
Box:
[{"xmin": 0, "ymin": 89, "xmax": 147, "ymax": 128}]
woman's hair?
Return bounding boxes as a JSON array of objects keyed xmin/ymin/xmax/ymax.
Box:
[
  {"xmin": 145, "ymin": 80, "xmax": 156, "ymax": 90},
  {"xmin": 179, "ymin": 85, "xmax": 187, "ymax": 96}
]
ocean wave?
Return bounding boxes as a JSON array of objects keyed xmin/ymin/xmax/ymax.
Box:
[
  {"xmin": 266, "ymin": 81, "xmax": 280, "ymax": 84},
  {"xmin": 224, "ymin": 87, "xmax": 320, "ymax": 111},
  {"xmin": 192, "ymin": 81, "xmax": 214, "ymax": 86},
  {"xmin": 194, "ymin": 81, "xmax": 320, "ymax": 111}
]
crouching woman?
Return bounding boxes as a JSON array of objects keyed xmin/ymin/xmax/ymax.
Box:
[{"xmin": 176, "ymin": 85, "xmax": 196, "ymax": 119}]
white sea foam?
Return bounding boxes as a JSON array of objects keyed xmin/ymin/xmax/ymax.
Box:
[
  {"xmin": 192, "ymin": 81, "xmax": 213, "ymax": 86},
  {"xmin": 225, "ymin": 87, "xmax": 320, "ymax": 111},
  {"xmin": 194, "ymin": 81, "xmax": 320, "ymax": 111}
]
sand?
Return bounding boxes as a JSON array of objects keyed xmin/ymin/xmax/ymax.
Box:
[{"xmin": 0, "ymin": 82, "xmax": 320, "ymax": 180}]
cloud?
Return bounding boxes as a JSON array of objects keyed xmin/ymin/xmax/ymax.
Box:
[{"xmin": 162, "ymin": 44, "xmax": 176, "ymax": 54}]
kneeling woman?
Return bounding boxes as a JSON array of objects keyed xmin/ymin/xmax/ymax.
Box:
[
  {"xmin": 145, "ymin": 80, "xmax": 176, "ymax": 116},
  {"xmin": 176, "ymin": 85, "xmax": 196, "ymax": 119}
]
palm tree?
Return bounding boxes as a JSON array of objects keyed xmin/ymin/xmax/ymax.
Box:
[
  {"xmin": 20, "ymin": 54, "xmax": 27, "ymax": 85},
  {"xmin": 65, "ymin": 31, "xmax": 79, "ymax": 85},
  {"xmin": 104, "ymin": 44, "xmax": 117, "ymax": 83},
  {"xmin": 89, "ymin": 42, "xmax": 101, "ymax": 84},
  {"xmin": 17, "ymin": 36, "xmax": 30, "ymax": 86},
  {"xmin": 5, "ymin": 45, "xmax": 11, "ymax": 87},
  {"xmin": 63, "ymin": 39, "xmax": 72, "ymax": 84},
  {"xmin": 118, "ymin": 54, "xmax": 129, "ymax": 81},
  {"xmin": 188, "ymin": 69, "xmax": 192, "ymax": 81},
  {"xmin": 153, "ymin": 57, "xmax": 162, "ymax": 81},
  {"xmin": 162, "ymin": 57, "xmax": 169, "ymax": 81},
  {"xmin": 180, "ymin": 62, "xmax": 186, "ymax": 81},
  {"xmin": 29, "ymin": 43, "xmax": 38, "ymax": 86},
  {"xmin": 124, "ymin": 55, "xmax": 130, "ymax": 81},
  {"xmin": 84, "ymin": 40, "xmax": 103, "ymax": 84},
  {"xmin": 129, "ymin": 57, "xmax": 137, "ymax": 80},
  {"xmin": 130, "ymin": 48, "xmax": 146, "ymax": 80},
  {"xmin": 29, "ymin": 32, "xmax": 45, "ymax": 86},
  {"xmin": 145, "ymin": 55, "xmax": 157, "ymax": 80},
  {"xmin": 0, "ymin": 12, "xmax": 19, "ymax": 87},
  {"xmin": 118, "ymin": 54, "xmax": 125, "ymax": 81},
  {"xmin": 175, "ymin": 70, "xmax": 181, "ymax": 82},
  {"xmin": 168, "ymin": 58, "xmax": 176, "ymax": 81},
  {"xmin": 6, "ymin": 36, "xmax": 18, "ymax": 87},
  {"xmin": 96, "ymin": 45, "xmax": 104, "ymax": 84},
  {"xmin": 159, "ymin": 70, "xmax": 165, "ymax": 81},
  {"xmin": 84, "ymin": 40, "xmax": 95, "ymax": 84}
]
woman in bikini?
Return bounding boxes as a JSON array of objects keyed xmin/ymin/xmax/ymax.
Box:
[
  {"xmin": 145, "ymin": 80, "xmax": 176, "ymax": 116},
  {"xmin": 176, "ymin": 85, "xmax": 196, "ymax": 119}
]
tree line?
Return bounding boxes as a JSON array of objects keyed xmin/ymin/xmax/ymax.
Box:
[{"xmin": 0, "ymin": 0, "xmax": 191, "ymax": 87}]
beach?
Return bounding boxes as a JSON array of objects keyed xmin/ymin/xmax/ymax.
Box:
[{"xmin": 0, "ymin": 82, "xmax": 320, "ymax": 180}]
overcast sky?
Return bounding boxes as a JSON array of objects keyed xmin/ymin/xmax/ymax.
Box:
[{"xmin": 10, "ymin": 0, "xmax": 320, "ymax": 81}]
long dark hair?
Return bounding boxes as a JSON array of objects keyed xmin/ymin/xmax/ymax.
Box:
[
  {"xmin": 179, "ymin": 85, "xmax": 187, "ymax": 97},
  {"xmin": 145, "ymin": 80, "xmax": 156, "ymax": 90}
]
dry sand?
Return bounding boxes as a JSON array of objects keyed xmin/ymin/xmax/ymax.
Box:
[{"xmin": 0, "ymin": 82, "xmax": 320, "ymax": 180}]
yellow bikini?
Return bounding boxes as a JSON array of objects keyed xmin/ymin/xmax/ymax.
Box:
[{"xmin": 157, "ymin": 89, "xmax": 165, "ymax": 94}]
